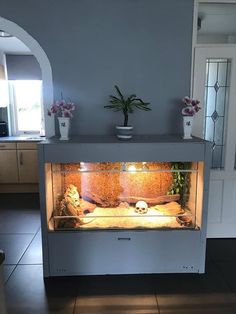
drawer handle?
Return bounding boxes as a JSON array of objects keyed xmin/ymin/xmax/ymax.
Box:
[
  {"xmin": 117, "ymin": 237, "xmax": 131, "ymax": 241},
  {"xmin": 20, "ymin": 152, "xmax": 23, "ymax": 165}
]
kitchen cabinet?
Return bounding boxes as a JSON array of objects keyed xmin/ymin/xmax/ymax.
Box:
[
  {"xmin": 0, "ymin": 143, "xmax": 18, "ymax": 183},
  {"xmin": 17, "ymin": 142, "xmax": 38, "ymax": 183},
  {"xmin": 0, "ymin": 141, "xmax": 39, "ymax": 192}
]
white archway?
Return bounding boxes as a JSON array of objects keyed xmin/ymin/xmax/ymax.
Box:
[{"xmin": 0, "ymin": 16, "xmax": 54, "ymax": 137}]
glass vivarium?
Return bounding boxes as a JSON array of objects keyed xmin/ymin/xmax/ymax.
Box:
[{"xmin": 49, "ymin": 162, "xmax": 199, "ymax": 231}]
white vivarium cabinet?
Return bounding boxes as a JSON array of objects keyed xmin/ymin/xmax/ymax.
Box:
[{"xmin": 38, "ymin": 135, "xmax": 211, "ymax": 277}]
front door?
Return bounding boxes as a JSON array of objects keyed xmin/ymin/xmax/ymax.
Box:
[{"xmin": 193, "ymin": 47, "xmax": 236, "ymax": 237}]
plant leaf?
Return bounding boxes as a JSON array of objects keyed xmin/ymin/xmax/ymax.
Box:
[
  {"xmin": 109, "ymin": 95, "xmax": 121, "ymax": 102},
  {"xmin": 114, "ymin": 85, "xmax": 125, "ymax": 102},
  {"xmin": 127, "ymin": 94, "xmax": 137, "ymax": 102},
  {"xmin": 104, "ymin": 104, "xmax": 122, "ymax": 111},
  {"xmin": 110, "ymin": 99, "xmax": 123, "ymax": 105},
  {"xmin": 133, "ymin": 103, "xmax": 151, "ymax": 111}
]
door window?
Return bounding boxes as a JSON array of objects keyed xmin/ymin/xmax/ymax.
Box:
[{"xmin": 203, "ymin": 58, "xmax": 231, "ymax": 169}]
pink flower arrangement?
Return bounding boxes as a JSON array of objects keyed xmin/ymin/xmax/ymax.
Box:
[
  {"xmin": 48, "ymin": 96, "xmax": 76, "ymax": 118},
  {"xmin": 181, "ymin": 96, "xmax": 201, "ymax": 116}
]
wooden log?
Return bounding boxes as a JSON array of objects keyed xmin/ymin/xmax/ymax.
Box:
[
  {"xmin": 81, "ymin": 191, "xmax": 180, "ymax": 207},
  {"xmin": 154, "ymin": 201, "xmax": 184, "ymax": 215},
  {"xmin": 119, "ymin": 194, "xmax": 180, "ymax": 205},
  {"xmin": 80, "ymin": 199, "xmax": 96, "ymax": 213},
  {"xmin": 81, "ymin": 191, "xmax": 120, "ymax": 207}
]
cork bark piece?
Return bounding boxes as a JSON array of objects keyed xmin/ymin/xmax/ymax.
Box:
[{"xmin": 153, "ymin": 201, "xmax": 185, "ymax": 215}]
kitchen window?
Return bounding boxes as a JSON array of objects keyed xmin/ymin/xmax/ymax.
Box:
[{"xmin": 9, "ymin": 80, "xmax": 43, "ymax": 135}]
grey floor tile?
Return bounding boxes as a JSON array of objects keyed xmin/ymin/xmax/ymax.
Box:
[
  {"xmin": 215, "ymin": 261, "xmax": 236, "ymax": 292},
  {"xmin": 206, "ymin": 239, "xmax": 236, "ymax": 262},
  {"xmin": 5, "ymin": 265, "xmax": 76, "ymax": 314},
  {"xmin": 0, "ymin": 193, "xmax": 40, "ymax": 210},
  {"xmin": 19, "ymin": 230, "xmax": 42, "ymax": 265},
  {"xmin": 3, "ymin": 265, "xmax": 15, "ymax": 283},
  {"xmin": 75, "ymin": 295, "xmax": 159, "ymax": 314},
  {"xmin": 75, "ymin": 275, "xmax": 158, "ymax": 313},
  {"xmin": 0, "ymin": 234, "xmax": 34, "ymax": 264},
  {"xmin": 154, "ymin": 270, "xmax": 236, "ymax": 314},
  {"xmin": 0, "ymin": 209, "xmax": 41, "ymax": 234},
  {"xmin": 77, "ymin": 274, "xmax": 155, "ymax": 295},
  {"xmin": 156, "ymin": 294, "xmax": 236, "ymax": 314}
]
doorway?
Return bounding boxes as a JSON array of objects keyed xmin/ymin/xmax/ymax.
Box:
[
  {"xmin": 193, "ymin": 1, "xmax": 236, "ymax": 237},
  {"xmin": 0, "ymin": 16, "xmax": 53, "ymax": 137},
  {"xmin": 193, "ymin": 46, "xmax": 236, "ymax": 237}
]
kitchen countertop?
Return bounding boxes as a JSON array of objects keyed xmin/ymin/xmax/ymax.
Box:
[{"xmin": 0, "ymin": 136, "xmax": 46, "ymax": 142}]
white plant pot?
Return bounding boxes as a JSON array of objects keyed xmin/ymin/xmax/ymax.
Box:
[
  {"xmin": 183, "ymin": 115, "xmax": 194, "ymax": 139},
  {"xmin": 58, "ymin": 117, "xmax": 70, "ymax": 140},
  {"xmin": 116, "ymin": 125, "xmax": 133, "ymax": 140}
]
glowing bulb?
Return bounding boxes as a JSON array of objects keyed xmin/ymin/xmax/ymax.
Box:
[
  {"xmin": 79, "ymin": 162, "xmax": 87, "ymax": 171},
  {"xmin": 128, "ymin": 165, "xmax": 136, "ymax": 172}
]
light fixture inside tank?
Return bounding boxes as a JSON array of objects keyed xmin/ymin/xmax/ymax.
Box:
[
  {"xmin": 127, "ymin": 164, "xmax": 136, "ymax": 172},
  {"xmin": 79, "ymin": 162, "xmax": 87, "ymax": 171}
]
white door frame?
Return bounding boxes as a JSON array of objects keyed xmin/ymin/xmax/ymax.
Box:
[{"xmin": 193, "ymin": 46, "xmax": 236, "ymax": 237}]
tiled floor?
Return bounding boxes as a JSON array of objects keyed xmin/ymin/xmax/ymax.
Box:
[{"xmin": 1, "ymin": 193, "xmax": 236, "ymax": 313}]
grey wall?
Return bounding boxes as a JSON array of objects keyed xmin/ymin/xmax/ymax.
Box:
[
  {"xmin": 0, "ymin": 0, "xmax": 194, "ymax": 135},
  {"xmin": 6, "ymin": 55, "xmax": 42, "ymax": 80}
]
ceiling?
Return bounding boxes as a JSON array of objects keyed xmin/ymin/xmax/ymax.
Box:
[
  {"xmin": 198, "ymin": 3, "xmax": 236, "ymax": 35},
  {"xmin": 0, "ymin": 36, "xmax": 30, "ymax": 54}
]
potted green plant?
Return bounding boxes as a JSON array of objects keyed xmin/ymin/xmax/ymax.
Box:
[{"xmin": 104, "ymin": 85, "xmax": 151, "ymax": 140}]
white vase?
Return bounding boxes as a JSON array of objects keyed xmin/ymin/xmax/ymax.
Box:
[
  {"xmin": 58, "ymin": 117, "xmax": 70, "ymax": 140},
  {"xmin": 183, "ymin": 115, "xmax": 193, "ymax": 139}
]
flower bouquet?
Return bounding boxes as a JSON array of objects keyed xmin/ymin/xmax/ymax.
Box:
[
  {"xmin": 182, "ymin": 96, "xmax": 201, "ymax": 116},
  {"xmin": 48, "ymin": 95, "xmax": 76, "ymax": 140},
  {"xmin": 181, "ymin": 96, "xmax": 201, "ymax": 139},
  {"xmin": 48, "ymin": 98, "xmax": 75, "ymax": 118}
]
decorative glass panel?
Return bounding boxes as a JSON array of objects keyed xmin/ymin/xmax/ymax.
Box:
[
  {"xmin": 207, "ymin": 61, "xmax": 218, "ymax": 86},
  {"xmin": 218, "ymin": 62, "xmax": 228, "ymax": 86},
  {"xmin": 212, "ymin": 146, "xmax": 223, "ymax": 169},
  {"xmin": 204, "ymin": 59, "xmax": 231, "ymax": 169},
  {"xmin": 205, "ymin": 117, "xmax": 214, "ymax": 142},
  {"xmin": 216, "ymin": 87, "xmax": 228, "ymax": 116},
  {"xmin": 205, "ymin": 87, "xmax": 216, "ymax": 116},
  {"xmin": 214, "ymin": 117, "xmax": 224, "ymax": 145}
]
